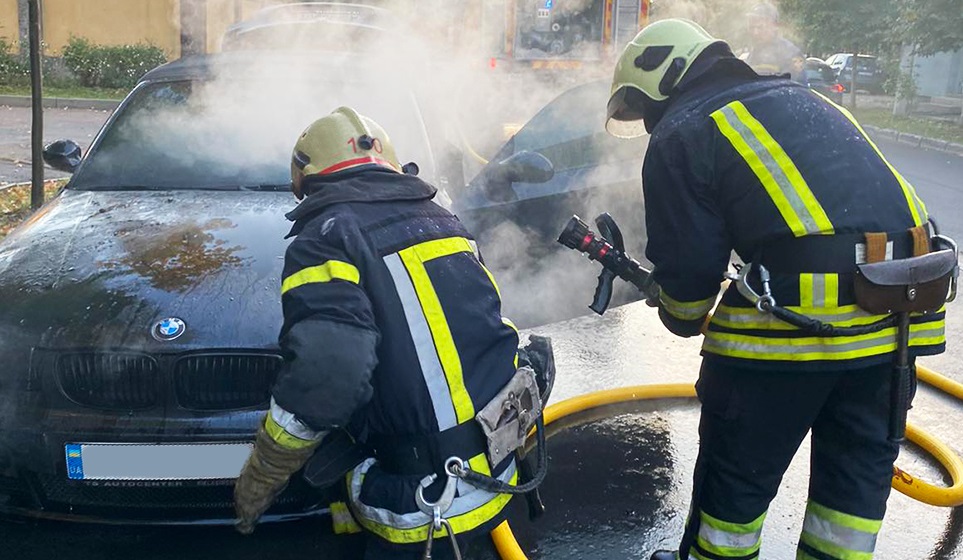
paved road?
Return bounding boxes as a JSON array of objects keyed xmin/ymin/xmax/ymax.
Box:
[
  {"xmin": 0, "ymin": 104, "xmax": 111, "ymax": 186},
  {"xmin": 1, "ymin": 104, "xmax": 962, "ymax": 559}
]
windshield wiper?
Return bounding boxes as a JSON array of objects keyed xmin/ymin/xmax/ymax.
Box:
[
  {"xmin": 82, "ymin": 184, "xmax": 250, "ymax": 192},
  {"xmin": 237, "ymin": 183, "xmax": 292, "ymax": 192}
]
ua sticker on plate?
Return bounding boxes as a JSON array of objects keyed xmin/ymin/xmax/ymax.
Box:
[{"xmin": 65, "ymin": 444, "xmax": 85, "ymax": 480}]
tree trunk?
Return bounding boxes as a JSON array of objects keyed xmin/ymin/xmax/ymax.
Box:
[
  {"xmin": 893, "ymin": 45, "xmax": 915, "ymax": 117},
  {"xmin": 850, "ymin": 51, "xmax": 858, "ymax": 110},
  {"xmin": 17, "ymin": 0, "xmax": 29, "ymax": 57}
]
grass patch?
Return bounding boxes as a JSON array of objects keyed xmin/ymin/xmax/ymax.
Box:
[
  {"xmin": 853, "ymin": 108, "xmax": 963, "ymax": 145},
  {"xmin": 0, "ymin": 180, "xmax": 67, "ymax": 240},
  {"xmin": 0, "ymin": 84, "xmax": 127, "ymax": 100}
]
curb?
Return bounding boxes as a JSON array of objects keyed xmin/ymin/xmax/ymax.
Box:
[
  {"xmin": 862, "ymin": 125, "xmax": 963, "ymax": 157},
  {"xmin": 0, "ymin": 95, "xmax": 119, "ymax": 111}
]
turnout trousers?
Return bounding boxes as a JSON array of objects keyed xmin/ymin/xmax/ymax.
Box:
[{"xmin": 677, "ymin": 359, "xmax": 911, "ymax": 560}]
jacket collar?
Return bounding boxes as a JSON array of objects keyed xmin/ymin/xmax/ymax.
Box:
[{"xmin": 284, "ymin": 168, "xmax": 437, "ymax": 238}]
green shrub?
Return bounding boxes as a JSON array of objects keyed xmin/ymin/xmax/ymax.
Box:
[
  {"xmin": 0, "ymin": 38, "xmax": 29, "ymax": 85},
  {"xmin": 62, "ymin": 36, "xmax": 166, "ymax": 89}
]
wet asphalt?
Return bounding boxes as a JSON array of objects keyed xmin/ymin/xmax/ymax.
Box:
[{"xmin": 1, "ymin": 105, "xmax": 962, "ymax": 559}]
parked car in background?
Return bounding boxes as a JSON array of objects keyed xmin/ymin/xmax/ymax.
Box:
[
  {"xmin": 802, "ymin": 57, "xmax": 845, "ymax": 104},
  {"xmin": 824, "ymin": 53, "xmax": 885, "ymax": 94}
]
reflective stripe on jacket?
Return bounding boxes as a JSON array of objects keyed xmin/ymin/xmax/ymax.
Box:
[{"xmin": 643, "ymin": 76, "xmax": 944, "ymax": 369}]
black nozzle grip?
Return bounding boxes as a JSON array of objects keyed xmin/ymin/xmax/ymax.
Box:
[{"xmin": 590, "ymin": 270, "xmax": 616, "ymax": 315}]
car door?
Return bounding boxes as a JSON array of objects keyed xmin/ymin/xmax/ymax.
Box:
[{"xmin": 452, "ymin": 80, "xmax": 648, "ymax": 328}]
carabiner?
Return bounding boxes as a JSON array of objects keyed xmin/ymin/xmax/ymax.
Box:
[
  {"xmin": 415, "ymin": 456, "xmax": 462, "ymax": 525},
  {"xmin": 725, "ymin": 261, "xmax": 776, "ymax": 313}
]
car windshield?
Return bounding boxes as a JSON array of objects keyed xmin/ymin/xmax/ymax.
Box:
[
  {"xmin": 804, "ymin": 64, "xmax": 836, "ymax": 83},
  {"xmin": 70, "ymin": 77, "xmax": 432, "ymax": 191}
]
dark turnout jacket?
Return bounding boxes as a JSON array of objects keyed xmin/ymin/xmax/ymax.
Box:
[{"xmin": 643, "ymin": 66, "xmax": 944, "ymax": 370}]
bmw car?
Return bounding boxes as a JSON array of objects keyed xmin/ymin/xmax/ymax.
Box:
[{"xmin": 0, "ymin": 50, "xmax": 646, "ymax": 524}]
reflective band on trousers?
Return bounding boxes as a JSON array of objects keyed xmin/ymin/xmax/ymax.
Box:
[
  {"xmin": 711, "ymin": 101, "xmax": 834, "ymax": 237},
  {"xmin": 280, "ymin": 259, "xmax": 360, "ymax": 295},
  {"xmin": 347, "ymin": 456, "xmax": 517, "ymax": 544},
  {"xmin": 661, "ymin": 291, "xmax": 716, "ymax": 321},
  {"xmin": 703, "ymin": 322, "xmax": 945, "ymax": 361},
  {"xmin": 813, "ymin": 91, "xmax": 928, "ymax": 227},
  {"xmin": 800, "ymin": 501, "xmax": 881, "ymax": 560},
  {"xmin": 695, "ymin": 510, "xmax": 764, "ymax": 558},
  {"xmin": 264, "ymin": 398, "xmax": 325, "ymax": 449}
]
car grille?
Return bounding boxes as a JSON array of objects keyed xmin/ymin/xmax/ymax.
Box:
[
  {"xmin": 57, "ymin": 353, "xmax": 159, "ymax": 409},
  {"xmin": 174, "ymin": 353, "xmax": 281, "ymax": 410}
]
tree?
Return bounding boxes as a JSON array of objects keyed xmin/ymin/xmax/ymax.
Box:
[
  {"xmin": 781, "ymin": 0, "xmax": 901, "ymax": 57},
  {"xmin": 899, "ymin": 0, "xmax": 963, "ymax": 56}
]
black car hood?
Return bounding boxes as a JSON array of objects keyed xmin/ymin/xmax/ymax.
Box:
[{"xmin": 0, "ymin": 189, "xmax": 295, "ymax": 353}]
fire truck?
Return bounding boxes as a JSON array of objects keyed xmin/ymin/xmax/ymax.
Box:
[{"xmin": 477, "ymin": 0, "xmax": 651, "ymax": 71}]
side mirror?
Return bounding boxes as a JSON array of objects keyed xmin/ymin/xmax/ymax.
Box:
[
  {"xmin": 481, "ymin": 151, "xmax": 555, "ymax": 203},
  {"xmin": 491, "ymin": 151, "xmax": 555, "ymax": 185},
  {"xmin": 43, "ymin": 139, "xmax": 82, "ymax": 173}
]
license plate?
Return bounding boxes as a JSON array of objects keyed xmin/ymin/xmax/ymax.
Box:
[{"xmin": 65, "ymin": 443, "xmax": 253, "ymax": 480}]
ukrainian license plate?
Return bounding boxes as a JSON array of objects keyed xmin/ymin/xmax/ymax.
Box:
[{"xmin": 65, "ymin": 443, "xmax": 253, "ymax": 480}]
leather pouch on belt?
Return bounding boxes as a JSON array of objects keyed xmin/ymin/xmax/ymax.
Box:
[
  {"xmin": 475, "ymin": 366, "xmax": 542, "ymax": 467},
  {"xmin": 855, "ymin": 249, "xmax": 956, "ymax": 314}
]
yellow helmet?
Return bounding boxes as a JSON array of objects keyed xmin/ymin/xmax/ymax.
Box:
[
  {"xmin": 606, "ymin": 18, "xmax": 719, "ymax": 138},
  {"xmin": 291, "ymin": 106, "xmax": 402, "ymax": 199}
]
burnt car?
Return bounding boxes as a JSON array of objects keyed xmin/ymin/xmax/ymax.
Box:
[{"xmin": 0, "ymin": 51, "xmax": 646, "ymax": 524}]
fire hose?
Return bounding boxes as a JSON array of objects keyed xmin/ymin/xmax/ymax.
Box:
[{"xmin": 484, "ymin": 215, "xmax": 963, "ymax": 560}]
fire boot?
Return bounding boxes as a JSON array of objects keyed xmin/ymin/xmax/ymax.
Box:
[{"xmin": 649, "ymin": 551, "xmax": 679, "ymax": 560}]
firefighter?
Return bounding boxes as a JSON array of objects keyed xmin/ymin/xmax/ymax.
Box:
[
  {"xmin": 605, "ymin": 19, "xmax": 945, "ymax": 560},
  {"xmin": 742, "ymin": 1, "xmax": 804, "ymax": 80},
  {"xmin": 233, "ymin": 106, "xmax": 524, "ymax": 559}
]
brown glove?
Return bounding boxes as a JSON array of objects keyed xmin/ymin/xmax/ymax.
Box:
[{"xmin": 234, "ymin": 423, "xmax": 320, "ymax": 534}]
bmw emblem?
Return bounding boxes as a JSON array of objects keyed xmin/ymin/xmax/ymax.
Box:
[{"xmin": 152, "ymin": 317, "xmax": 186, "ymax": 341}]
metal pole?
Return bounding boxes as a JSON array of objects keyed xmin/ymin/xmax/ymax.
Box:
[{"xmin": 28, "ymin": 0, "xmax": 44, "ymax": 210}]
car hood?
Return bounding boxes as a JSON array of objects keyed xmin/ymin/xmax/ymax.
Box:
[{"xmin": 0, "ymin": 189, "xmax": 295, "ymax": 352}]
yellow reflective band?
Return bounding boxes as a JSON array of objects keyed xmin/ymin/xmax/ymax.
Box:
[
  {"xmin": 264, "ymin": 414, "xmax": 320, "ymax": 450},
  {"xmin": 281, "ymin": 260, "xmax": 360, "ymax": 295},
  {"xmin": 712, "ymin": 303, "xmax": 897, "ymax": 331},
  {"xmin": 703, "ymin": 322, "xmax": 945, "ymax": 361},
  {"xmin": 800, "ymin": 532, "xmax": 873, "ymax": 560},
  {"xmin": 813, "ymin": 91, "xmax": 927, "ymax": 226},
  {"xmin": 825, "ymin": 273, "xmax": 839, "ymax": 308},
  {"xmin": 660, "ymin": 292, "xmax": 716, "ymax": 321},
  {"xmin": 331, "ymin": 501, "xmax": 362, "ymax": 534},
  {"xmin": 800, "ymin": 274, "xmax": 814, "ymax": 308},
  {"xmin": 354, "ymin": 470, "xmax": 517, "ymax": 544},
  {"xmin": 806, "ymin": 501, "xmax": 882, "ymax": 534},
  {"xmin": 468, "ymin": 451, "xmax": 492, "ymax": 476},
  {"xmin": 701, "ymin": 509, "xmax": 767, "ymax": 534},
  {"xmin": 407, "ymin": 236, "xmax": 475, "ymax": 263},
  {"xmin": 711, "ymin": 101, "xmax": 834, "ymax": 237},
  {"xmin": 399, "ymin": 245, "xmax": 475, "ymax": 424},
  {"xmin": 799, "ymin": 273, "xmax": 839, "ymax": 309}
]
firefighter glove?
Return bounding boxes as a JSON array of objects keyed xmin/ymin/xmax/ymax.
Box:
[{"xmin": 234, "ymin": 422, "xmax": 320, "ymax": 534}]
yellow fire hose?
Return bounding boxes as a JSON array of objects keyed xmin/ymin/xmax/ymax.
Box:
[{"xmin": 489, "ymin": 364, "xmax": 963, "ymax": 559}]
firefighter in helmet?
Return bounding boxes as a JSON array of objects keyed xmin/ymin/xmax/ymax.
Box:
[
  {"xmin": 233, "ymin": 107, "xmax": 542, "ymax": 559},
  {"xmin": 606, "ymin": 19, "xmax": 945, "ymax": 560},
  {"xmin": 742, "ymin": 1, "xmax": 804, "ymax": 80}
]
